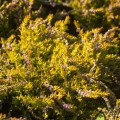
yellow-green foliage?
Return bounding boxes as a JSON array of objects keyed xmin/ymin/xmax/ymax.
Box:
[
  {"xmin": 0, "ymin": 0, "xmax": 120, "ymax": 119},
  {"xmin": 0, "ymin": 14, "xmax": 120, "ymax": 119}
]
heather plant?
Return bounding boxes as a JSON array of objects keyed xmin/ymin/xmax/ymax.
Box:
[
  {"xmin": 0, "ymin": 14, "xmax": 120, "ymax": 119},
  {"xmin": 0, "ymin": 0, "xmax": 120, "ymax": 120}
]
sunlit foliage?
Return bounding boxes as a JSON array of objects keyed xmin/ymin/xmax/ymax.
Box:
[{"xmin": 0, "ymin": 0, "xmax": 120, "ymax": 119}]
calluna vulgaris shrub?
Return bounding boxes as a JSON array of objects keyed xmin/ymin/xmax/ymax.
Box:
[{"xmin": 0, "ymin": 0, "xmax": 120, "ymax": 120}]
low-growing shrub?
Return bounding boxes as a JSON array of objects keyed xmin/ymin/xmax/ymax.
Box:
[
  {"xmin": 0, "ymin": 0, "xmax": 120, "ymax": 119},
  {"xmin": 0, "ymin": 14, "xmax": 120, "ymax": 119}
]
